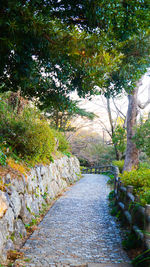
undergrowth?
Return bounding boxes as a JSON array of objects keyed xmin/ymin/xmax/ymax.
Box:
[
  {"xmin": 108, "ymin": 190, "xmax": 150, "ymax": 267},
  {"xmin": 0, "ymin": 97, "xmax": 71, "ymax": 173},
  {"xmin": 120, "ymin": 168, "xmax": 150, "ymax": 205}
]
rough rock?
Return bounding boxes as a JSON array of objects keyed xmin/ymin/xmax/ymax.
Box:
[
  {"xmin": 10, "ymin": 190, "xmax": 21, "ymax": 218},
  {"xmin": 0, "ymin": 191, "xmax": 8, "ymax": 218},
  {"xmin": 0, "ymin": 156, "xmax": 80, "ymax": 262},
  {"xmin": 20, "ymin": 195, "xmax": 33, "ymax": 224},
  {"xmin": 14, "ymin": 219, "xmax": 26, "ymax": 246}
]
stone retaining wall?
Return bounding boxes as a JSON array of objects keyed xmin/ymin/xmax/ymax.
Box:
[{"xmin": 0, "ymin": 156, "xmax": 80, "ymax": 262}]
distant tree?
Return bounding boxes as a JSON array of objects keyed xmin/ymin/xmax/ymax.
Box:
[
  {"xmin": 70, "ymin": 129, "xmax": 115, "ymax": 166},
  {"xmin": 112, "ymin": 125, "xmax": 127, "ymax": 160},
  {"xmin": 42, "ymin": 98, "xmax": 95, "ymax": 132},
  {"xmin": 91, "ymin": 95, "xmax": 127, "ymax": 160}
]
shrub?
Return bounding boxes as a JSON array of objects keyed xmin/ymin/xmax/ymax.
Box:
[
  {"xmin": 139, "ymin": 161, "xmax": 150, "ymax": 169},
  {"xmin": 82, "ymin": 143, "xmax": 116, "ymax": 166},
  {"xmin": 133, "ymin": 118, "xmax": 150, "ymax": 157},
  {"xmin": 140, "ymin": 191, "xmax": 150, "ymax": 206},
  {"xmin": 0, "ymin": 149, "xmax": 7, "ymax": 166},
  {"xmin": 51, "ymin": 129, "xmax": 69, "ymax": 153},
  {"xmin": 0, "ymin": 98, "xmax": 71, "ymax": 164},
  {"xmin": 22, "ymin": 118, "xmax": 55, "ymax": 162},
  {"xmin": 112, "ymin": 160, "xmax": 124, "ymax": 173},
  {"xmin": 0, "ymin": 103, "xmax": 55, "ymax": 163},
  {"xmin": 112, "ymin": 125, "xmax": 127, "ymax": 158},
  {"xmin": 122, "ymin": 231, "xmax": 141, "ymax": 250},
  {"xmin": 120, "ymin": 168, "xmax": 150, "ymax": 205}
]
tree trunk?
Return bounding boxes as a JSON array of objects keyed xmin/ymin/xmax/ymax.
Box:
[
  {"xmin": 106, "ymin": 97, "xmax": 120, "ymax": 160},
  {"xmin": 123, "ymin": 87, "xmax": 139, "ymax": 172},
  {"xmin": 114, "ymin": 144, "xmax": 120, "ymax": 160}
]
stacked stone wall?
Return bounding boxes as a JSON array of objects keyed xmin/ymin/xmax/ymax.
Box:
[{"xmin": 0, "ymin": 156, "xmax": 80, "ymax": 262}]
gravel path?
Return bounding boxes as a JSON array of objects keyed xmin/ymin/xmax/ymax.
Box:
[{"xmin": 15, "ymin": 174, "xmax": 131, "ymax": 267}]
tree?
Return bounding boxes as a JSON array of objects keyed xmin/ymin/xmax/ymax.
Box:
[
  {"xmin": 69, "ymin": 129, "xmax": 115, "ymax": 166},
  {"xmin": 102, "ymin": 29, "xmax": 150, "ymax": 170},
  {"xmin": 133, "ymin": 117, "xmax": 150, "ymax": 158},
  {"xmin": 90, "ymin": 95, "xmax": 127, "ymax": 160},
  {"xmin": 123, "ymin": 86, "xmax": 140, "ymax": 171},
  {"xmin": 0, "ymin": 0, "xmax": 123, "ymax": 103},
  {"xmin": 1, "ymin": 1, "xmax": 150, "ymax": 103},
  {"xmin": 112, "ymin": 125, "xmax": 126, "ymax": 160},
  {"xmin": 1, "ymin": 1, "xmax": 150, "ymax": 171},
  {"xmin": 42, "ymin": 98, "xmax": 95, "ymax": 132},
  {"xmin": 106, "ymin": 97, "xmax": 126, "ymax": 160}
]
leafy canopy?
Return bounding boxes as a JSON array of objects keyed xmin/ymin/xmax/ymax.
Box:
[
  {"xmin": 0, "ymin": 0, "xmax": 150, "ymax": 102},
  {"xmin": 41, "ymin": 97, "xmax": 95, "ymax": 132}
]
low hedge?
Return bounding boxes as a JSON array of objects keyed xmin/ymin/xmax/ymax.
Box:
[
  {"xmin": 112, "ymin": 160, "xmax": 124, "ymax": 173},
  {"xmin": 120, "ymin": 168, "xmax": 150, "ymax": 205}
]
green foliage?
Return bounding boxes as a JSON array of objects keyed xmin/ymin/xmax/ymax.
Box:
[
  {"xmin": 0, "ymin": 99, "xmax": 56, "ymax": 163},
  {"xmin": 108, "ymin": 190, "xmax": 115, "ymax": 200},
  {"xmin": 0, "ymin": 149, "xmax": 7, "ymax": 166},
  {"xmin": 42, "ymin": 192, "xmax": 48, "ymax": 200},
  {"xmin": 112, "ymin": 160, "xmax": 124, "ymax": 173},
  {"xmin": 112, "ymin": 125, "xmax": 126, "ymax": 157},
  {"xmin": 107, "ymin": 174, "xmax": 115, "ymax": 185},
  {"xmin": 120, "ymin": 168, "xmax": 150, "ymax": 205},
  {"xmin": 140, "ymin": 191, "xmax": 150, "ymax": 206},
  {"xmin": 0, "ymin": 0, "xmax": 124, "ymax": 103},
  {"xmin": 122, "ymin": 231, "xmax": 141, "ymax": 250},
  {"xmin": 110, "ymin": 206, "xmax": 120, "ymax": 217},
  {"xmin": 132, "ymin": 249, "xmax": 150, "ymax": 267},
  {"xmin": 0, "ymin": 96, "xmax": 72, "ymax": 165},
  {"xmin": 133, "ymin": 118, "xmax": 150, "ymax": 158},
  {"xmin": 42, "ymin": 98, "xmax": 95, "ymax": 132},
  {"xmin": 77, "ymin": 138, "xmax": 116, "ymax": 167},
  {"xmin": 139, "ymin": 161, "xmax": 150, "ymax": 169},
  {"xmin": 25, "ymin": 218, "xmax": 38, "ymax": 229},
  {"xmin": 0, "ymin": 0, "xmax": 150, "ymax": 107},
  {"xmin": 90, "ymin": 143, "xmax": 116, "ymax": 165},
  {"xmin": 51, "ymin": 129, "xmax": 69, "ymax": 153},
  {"xmin": 62, "ymin": 152, "xmax": 71, "ymax": 158},
  {"xmin": 22, "ymin": 114, "xmax": 55, "ymax": 162}
]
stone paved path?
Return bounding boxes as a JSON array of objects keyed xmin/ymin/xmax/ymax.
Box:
[{"xmin": 15, "ymin": 174, "xmax": 131, "ymax": 267}]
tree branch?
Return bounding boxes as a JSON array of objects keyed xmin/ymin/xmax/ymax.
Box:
[{"xmin": 138, "ymin": 99, "xmax": 150, "ymax": 109}]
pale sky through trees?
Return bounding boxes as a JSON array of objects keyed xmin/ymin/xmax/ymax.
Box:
[{"xmin": 70, "ymin": 72, "xmax": 150, "ymax": 139}]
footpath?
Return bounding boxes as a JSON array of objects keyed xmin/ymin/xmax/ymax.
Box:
[{"xmin": 15, "ymin": 174, "xmax": 131, "ymax": 267}]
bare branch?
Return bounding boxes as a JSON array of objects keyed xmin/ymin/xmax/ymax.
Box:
[
  {"xmin": 112, "ymin": 98, "xmax": 126, "ymax": 119},
  {"xmin": 106, "ymin": 98, "xmax": 114, "ymax": 135},
  {"xmin": 138, "ymin": 96, "xmax": 150, "ymax": 109},
  {"xmin": 97, "ymin": 118, "xmax": 112, "ymax": 137}
]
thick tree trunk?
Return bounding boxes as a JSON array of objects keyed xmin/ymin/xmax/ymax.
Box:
[{"xmin": 123, "ymin": 87, "xmax": 139, "ymax": 172}]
